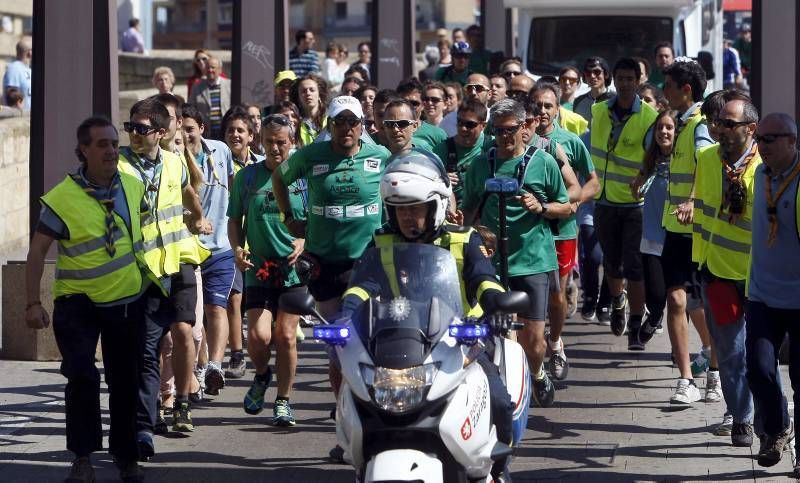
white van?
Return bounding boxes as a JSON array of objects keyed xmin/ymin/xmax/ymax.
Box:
[{"xmin": 505, "ymin": 0, "xmax": 724, "ymax": 90}]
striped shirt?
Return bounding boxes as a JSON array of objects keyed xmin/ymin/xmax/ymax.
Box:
[
  {"xmin": 208, "ymin": 84, "xmax": 222, "ymax": 139},
  {"xmin": 289, "ymin": 48, "xmax": 320, "ymax": 77}
]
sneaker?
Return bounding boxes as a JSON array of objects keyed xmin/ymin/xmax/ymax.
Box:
[
  {"xmin": 189, "ymin": 386, "xmax": 204, "ymax": 404},
  {"xmin": 547, "ymin": 340, "xmax": 569, "ymax": 380},
  {"xmin": 532, "ymin": 372, "xmax": 556, "ymax": 408},
  {"xmin": 637, "ymin": 313, "xmax": 661, "ymax": 346},
  {"xmin": 758, "ymin": 421, "xmax": 794, "ymax": 466},
  {"xmin": 172, "ymin": 401, "xmax": 194, "ymax": 432},
  {"xmin": 65, "ymin": 456, "xmax": 94, "ymax": 483},
  {"xmin": 714, "ymin": 413, "xmax": 734, "ymax": 436},
  {"xmin": 597, "ymin": 305, "xmax": 611, "ymax": 325},
  {"xmin": 580, "ymin": 301, "xmax": 597, "ymax": 322},
  {"xmin": 628, "ymin": 330, "xmax": 645, "ymax": 351},
  {"xmin": 732, "ymin": 422, "xmax": 754, "ymax": 447},
  {"xmin": 272, "ymin": 398, "xmax": 297, "ymax": 426},
  {"xmin": 136, "ymin": 431, "xmax": 154, "ymax": 462},
  {"xmin": 690, "ymin": 348, "xmax": 711, "ymax": 377},
  {"xmin": 154, "ymin": 401, "xmax": 168, "ymax": 435},
  {"xmin": 244, "ymin": 369, "xmax": 272, "ymax": 415},
  {"xmin": 704, "ymin": 371, "xmax": 723, "ymax": 403},
  {"xmin": 115, "ymin": 459, "xmax": 143, "ymax": 483},
  {"xmin": 669, "ymin": 378, "xmax": 701, "ymax": 405},
  {"xmin": 566, "ymin": 280, "xmax": 579, "ymax": 318},
  {"xmin": 204, "ymin": 364, "xmax": 225, "ymax": 396},
  {"xmin": 225, "ymin": 351, "xmax": 247, "ymax": 379},
  {"xmin": 610, "ymin": 291, "xmax": 628, "ymax": 336},
  {"xmin": 194, "ymin": 365, "xmax": 207, "ymax": 391}
]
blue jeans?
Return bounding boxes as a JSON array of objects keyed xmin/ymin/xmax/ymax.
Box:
[
  {"xmin": 578, "ymin": 224, "xmax": 610, "ymax": 309},
  {"xmin": 745, "ymin": 300, "xmax": 800, "ymax": 438},
  {"xmin": 702, "ymin": 280, "xmax": 753, "ymax": 425}
]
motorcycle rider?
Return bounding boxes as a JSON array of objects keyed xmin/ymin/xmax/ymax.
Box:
[{"xmin": 340, "ymin": 149, "xmax": 515, "ymax": 479}]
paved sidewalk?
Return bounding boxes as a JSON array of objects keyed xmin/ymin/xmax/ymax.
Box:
[{"xmin": 0, "ymin": 316, "xmax": 796, "ymax": 482}]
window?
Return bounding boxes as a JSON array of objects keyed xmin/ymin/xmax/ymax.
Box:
[
  {"xmin": 336, "ymin": 2, "xmax": 347, "ymax": 20},
  {"xmin": 528, "ymin": 16, "xmax": 673, "ymax": 76}
]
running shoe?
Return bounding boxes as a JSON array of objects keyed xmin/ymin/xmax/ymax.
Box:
[
  {"xmin": 704, "ymin": 370, "xmax": 723, "ymax": 403},
  {"xmin": 732, "ymin": 422, "xmax": 754, "ymax": 447},
  {"xmin": 225, "ymin": 351, "xmax": 247, "ymax": 379},
  {"xmin": 690, "ymin": 348, "xmax": 711, "ymax": 377},
  {"xmin": 65, "ymin": 456, "xmax": 94, "ymax": 483},
  {"xmin": 154, "ymin": 401, "xmax": 168, "ymax": 435},
  {"xmin": 758, "ymin": 421, "xmax": 794, "ymax": 466},
  {"xmin": 244, "ymin": 369, "xmax": 272, "ymax": 415},
  {"xmin": 628, "ymin": 329, "xmax": 645, "ymax": 351},
  {"xmin": 532, "ymin": 372, "xmax": 556, "ymax": 408},
  {"xmin": 547, "ymin": 338, "xmax": 569, "ymax": 381},
  {"xmin": 273, "ymin": 399, "xmax": 297, "ymax": 426},
  {"xmin": 204, "ymin": 363, "xmax": 225, "ymax": 396},
  {"xmin": 637, "ymin": 312, "xmax": 662, "ymax": 346},
  {"xmin": 580, "ymin": 301, "xmax": 597, "ymax": 322},
  {"xmin": 597, "ymin": 305, "xmax": 611, "ymax": 326},
  {"xmin": 669, "ymin": 378, "xmax": 701, "ymax": 405},
  {"xmin": 715, "ymin": 413, "xmax": 734, "ymax": 435},
  {"xmin": 610, "ymin": 291, "xmax": 628, "ymax": 336},
  {"xmin": 172, "ymin": 401, "xmax": 194, "ymax": 432}
]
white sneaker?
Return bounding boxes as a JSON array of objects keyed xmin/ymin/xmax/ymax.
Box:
[
  {"xmin": 670, "ymin": 378, "xmax": 701, "ymax": 405},
  {"xmin": 715, "ymin": 413, "xmax": 734, "ymax": 436},
  {"xmin": 705, "ymin": 370, "xmax": 723, "ymax": 403}
]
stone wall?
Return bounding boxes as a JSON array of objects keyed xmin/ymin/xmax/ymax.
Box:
[
  {"xmin": 0, "ymin": 116, "xmax": 30, "ymax": 260},
  {"xmin": 119, "ymin": 49, "xmax": 232, "ymax": 91}
]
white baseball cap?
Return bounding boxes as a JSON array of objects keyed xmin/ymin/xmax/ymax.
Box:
[{"xmin": 328, "ymin": 96, "xmax": 364, "ymax": 120}]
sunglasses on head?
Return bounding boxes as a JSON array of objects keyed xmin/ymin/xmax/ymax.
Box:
[
  {"xmin": 457, "ymin": 119, "xmax": 480, "ymax": 129},
  {"xmin": 123, "ymin": 121, "xmax": 157, "ymax": 136},
  {"xmin": 332, "ymin": 116, "xmax": 362, "ymax": 128},
  {"xmin": 422, "ymin": 96, "xmax": 443, "ymax": 104},
  {"xmin": 755, "ymin": 133, "xmax": 793, "ymax": 144},
  {"xmin": 464, "ymin": 84, "xmax": 489, "ymax": 93},
  {"xmin": 714, "ymin": 118, "xmax": 751, "ymax": 130},
  {"xmin": 493, "ymin": 124, "xmax": 523, "ymax": 137},
  {"xmin": 383, "ymin": 119, "xmax": 415, "ymax": 130},
  {"xmin": 263, "ymin": 114, "xmax": 290, "ymax": 126}
]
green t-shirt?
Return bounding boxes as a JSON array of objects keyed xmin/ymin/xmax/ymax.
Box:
[
  {"xmin": 413, "ymin": 121, "xmax": 448, "ymax": 151},
  {"xmin": 462, "ymin": 148, "xmax": 568, "ymax": 276},
  {"xmin": 469, "ymin": 49, "xmax": 492, "ymax": 75},
  {"xmin": 227, "ymin": 161, "xmax": 306, "ymax": 288},
  {"xmin": 434, "ymin": 66, "xmax": 470, "ymax": 86},
  {"xmin": 278, "ymin": 141, "xmax": 391, "ymax": 261},
  {"xmin": 539, "ymin": 124, "xmax": 595, "ymax": 240},
  {"xmin": 432, "ymin": 132, "xmax": 485, "ymax": 206},
  {"xmin": 561, "ymin": 100, "xmax": 574, "ymax": 111}
]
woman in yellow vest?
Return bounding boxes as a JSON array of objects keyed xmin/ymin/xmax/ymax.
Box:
[
  {"xmin": 25, "ymin": 117, "xmax": 154, "ymax": 482},
  {"xmin": 290, "ymin": 74, "xmax": 328, "ymax": 147}
]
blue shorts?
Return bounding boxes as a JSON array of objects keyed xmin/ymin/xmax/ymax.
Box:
[{"xmin": 200, "ymin": 249, "xmax": 236, "ymax": 308}]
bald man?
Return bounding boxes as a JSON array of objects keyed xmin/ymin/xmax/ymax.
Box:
[
  {"xmin": 440, "ymin": 73, "xmax": 492, "ymax": 137},
  {"xmin": 745, "ymin": 112, "xmax": 800, "ymax": 472}
]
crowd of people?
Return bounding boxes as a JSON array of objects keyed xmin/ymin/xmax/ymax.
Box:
[{"xmin": 21, "ymin": 23, "xmax": 800, "ymax": 482}]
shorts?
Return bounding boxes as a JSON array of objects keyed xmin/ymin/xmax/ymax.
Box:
[
  {"xmin": 243, "ymin": 285, "xmax": 307, "ymax": 313},
  {"xmin": 308, "ymin": 257, "xmax": 354, "ymax": 301},
  {"xmin": 231, "ymin": 268, "xmax": 244, "ymax": 294},
  {"xmin": 555, "ymin": 238, "xmax": 578, "ymax": 278},
  {"xmin": 200, "ymin": 249, "xmax": 236, "ymax": 308},
  {"xmin": 508, "ymin": 272, "xmax": 552, "ymax": 321},
  {"xmin": 661, "ymin": 231, "xmax": 695, "ymax": 289},
  {"xmin": 594, "ymin": 204, "xmax": 644, "ymax": 281},
  {"xmin": 147, "ymin": 263, "xmax": 197, "ymax": 327}
]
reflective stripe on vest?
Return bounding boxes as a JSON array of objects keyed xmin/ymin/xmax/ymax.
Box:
[
  {"xmin": 663, "ymin": 111, "xmax": 704, "ymax": 234},
  {"xmin": 41, "ymin": 174, "xmax": 146, "ymax": 304},
  {"xmin": 590, "ymin": 100, "xmax": 658, "ymax": 204},
  {"xmin": 695, "ymin": 145, "xmax": 762, "ymax": 280}
]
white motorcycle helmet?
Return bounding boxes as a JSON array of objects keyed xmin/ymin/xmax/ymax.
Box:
[{"xmin": 381, "ymin": 148, "xmax": 452, "ymax": 241}]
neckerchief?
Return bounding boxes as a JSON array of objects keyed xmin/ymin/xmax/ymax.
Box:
[
  {"xmin": 720, "ymin": 142, "xmax": 758, "ymax": 223},
  {"xmin": 764, "ymin": 156, "xmax": 800, "ymax": 246},
  {"xmin": 70, "ymin": 169, "xmax": 120, "ymax": 257},
  {"xmin": 122, "ymin": 146, "xmax": 163, "ymax": 214}
]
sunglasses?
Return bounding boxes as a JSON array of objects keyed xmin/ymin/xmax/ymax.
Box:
[
  {"xmin": 123, "ymin": 121, "xmax": 157, "ymax": 136},
  {"xmin": 493, "ymin": 124, "xmax": 523, "ymax": 137},
  {"xmin": 464, "ymin": 84, "xmax": 489, "ymax": 93},
  {"xmin": 453, "ymin": 53, "xmax": 470, "ymax": 59},
  {"xmin": 508, "ymin": 89, "xmax": 529, "ymax": 100},
  {"xmin": 503, "ymin": 71, "xmax": 522, "ymax": 78},
  {"xmin": 755, "ymin": 133, "xmax": 793, "ymax": 144},
  {"xmin": 422, "ymin": 96, "xmax": 443, "ymax": 104},
  {"xmin": 383, "ymin": 119, "xmax": 415, "ymax": 129},
  {"xmin": 560, "ymin": 77, "xmax": 579, "ymax": 84},
  {"xmin": 584, "ymin": 68, "xmax": 604, "ymax": 77},
  {"xmin": 406, "ymin": 99, "xmax": 421, "ymax": 108},
  {"xmin": 332, "ymin": 117, "xmax": 362, "ymax": 128},
  {"xmin": 714, "ymin": 118, "xmax": 751, "ymax": 130},
  {"xmin": 457, "ymin": 119, "xmax": 480, "ymax": 129},
  {"xmin": 364, "ymin": 120, "xmax": 376, "ymax": 130}
]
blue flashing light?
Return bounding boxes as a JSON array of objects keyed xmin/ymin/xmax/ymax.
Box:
[
  {"xmin": 448, "ymin": 323, "xmax": 489, "ymax": 341},
  {"xmin": 313, "ymin": 325, "xmax": 351, "ymax": 345}
]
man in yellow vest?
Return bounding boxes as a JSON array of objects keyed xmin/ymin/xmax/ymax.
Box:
[
  {"xmin": 25, "ymin": 116, "xmax": 152, "ymax": 482},
  {"xmin": 693, "ymin": 93, "xmax": 760, "ymax": 446},
  {"xmin": 642, "ymin": 59, "xmax": 715, "ymax": 406},
  {"xmin": 118, "ymin": 99, "xmax": 211, "ymax": 455},
  {"xmin": 589, "ymin": 57, "xmax": 657, "ymax": 343},
  {"xmin": 746, "ymin": 112, "xmax": 800, "ymax": 472}
]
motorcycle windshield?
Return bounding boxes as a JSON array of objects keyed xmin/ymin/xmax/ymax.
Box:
[{"xmin": 349, "ymin": 243, "xmax": 464, "ymax": 369}]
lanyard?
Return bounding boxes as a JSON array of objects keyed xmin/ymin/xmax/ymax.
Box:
[
  {"xmin": 123, "ymin": 147, "xmax": 163, "ymax": 212},
  {"xmin": 764, "ymin": 158, "xmax": 800, "ymax": 245},
  {"xmin": 197, "ymin": 149, "xmax": 226, "ymax": 189}
]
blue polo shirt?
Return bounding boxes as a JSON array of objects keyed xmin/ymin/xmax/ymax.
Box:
[
  {"xmin": 748, "ymin": 154, "xmax": 800, "ymax": 309},
  {"xmin": 195, "ymin": 138, "xmax": 235, "ymax": 252}
]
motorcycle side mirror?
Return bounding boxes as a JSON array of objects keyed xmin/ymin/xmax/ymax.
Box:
[
  {"xmin": 484, "ymin": 177, "xmax": 519, "ymax": 194},
  {"xmin": 279, "ymin": 291, "xmax": 318, "ymax": 317},
  {"xmin": 494, "ymin": 291, "xmax": 529, "ymax": 314}
]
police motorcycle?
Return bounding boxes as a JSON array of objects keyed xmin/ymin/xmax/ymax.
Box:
[{"xmin": 281, "ymin": 243, "xmax": 531, "ymax": 482}]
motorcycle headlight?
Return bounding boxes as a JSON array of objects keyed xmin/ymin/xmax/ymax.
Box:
[{"xmin": 361, "ymin": 363, "xmax": 439, "ymax": 414}]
